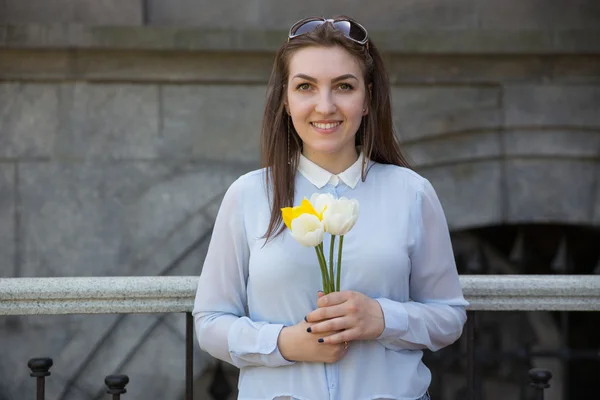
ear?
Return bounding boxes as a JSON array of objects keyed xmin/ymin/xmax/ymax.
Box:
[
  {"xmin": 363, "ymin": 84, "xmax": 372, "ymax": 116},
  {"xmin": 283, "ymin": 85, "xmax": 290, "ymax": 115}
]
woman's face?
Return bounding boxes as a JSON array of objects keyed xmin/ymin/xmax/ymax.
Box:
[{"xmin": 285, "ymin": 45, "xmax": 368, "ymax": 162}]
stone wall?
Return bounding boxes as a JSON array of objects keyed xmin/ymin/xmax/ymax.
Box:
[{"xmin": 1, "ymin": 1, "xmax": 599, "ymax": 399}]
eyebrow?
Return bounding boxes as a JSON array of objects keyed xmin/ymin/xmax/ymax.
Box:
[{"xmin": 291, "ymin": 73, "xmax": 359, "ymax": 83}]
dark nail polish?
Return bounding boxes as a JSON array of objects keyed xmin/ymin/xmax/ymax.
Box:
[
  {"xmin": 318, "ymin": 338, "xmax": 324, "ymax": 343},
  {"xmin": 306, "ymin": 327, "xmax": 312, "ymax": 333},
  {"xmin": 304, "ymin": 316, "xmax": 308, "ymax": 322}
]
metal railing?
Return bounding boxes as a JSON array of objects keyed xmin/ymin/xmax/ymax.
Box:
[{"xmin": 2, "ymin": 275, "xmax": 599, "ymax": 400}]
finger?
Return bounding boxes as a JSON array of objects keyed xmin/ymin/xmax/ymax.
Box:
[
  {"xmin": 316, "ymin": 291, "xmax": 353, "ymax": 308},
  {"xmin": 307, "ymin": 317, "xmax": 351, "ymax": 334},
  {"xmin": 306, "ymin": 303, "xmax": 346, "ymax": 322},
  {"xmin": 317, "ymin": 291, "xmax": 324, "ymax": 299},
  {"xmin": 318, "ymin": 329, "xmax": 356, "ymax": 345}
]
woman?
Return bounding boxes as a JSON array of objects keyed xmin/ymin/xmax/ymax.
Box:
[{"xmin": 193, "ymin": 16, "xmax": 468, "ymax": 400}]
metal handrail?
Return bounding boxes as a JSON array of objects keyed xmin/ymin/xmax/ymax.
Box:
[{"xmin": 1, "ymin": 275, "xmax": 599, "ymax": 315}]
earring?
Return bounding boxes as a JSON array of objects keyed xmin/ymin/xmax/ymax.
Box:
[{"xmin": 287, "ymin": 116, "xmax": 291, "ymax": 165}]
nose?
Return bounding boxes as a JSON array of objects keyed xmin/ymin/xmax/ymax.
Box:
[{"xmin": 314, "ymin": 91, "xmax": 336, "ymax": 115}]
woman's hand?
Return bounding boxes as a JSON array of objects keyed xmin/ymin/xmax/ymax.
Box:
[
  {"xmin": 277, "ymin": 319, "xmax": 348, "ymax": 363},
  {"xmin": 304, "ymin": 291, "xmax": 385, "ymax": 344}
]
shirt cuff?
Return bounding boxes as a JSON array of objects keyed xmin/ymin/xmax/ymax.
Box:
[
  {"xmin": 375, "ymin": 298, "xmax": 409, "ymax": 340},
  {"xmin": 228, "ymin": 321, "xmax": 295, "ymax": 368},
  {"xmin": 258, "ymin": 323, "xmax": 296, "ymax": 366}
]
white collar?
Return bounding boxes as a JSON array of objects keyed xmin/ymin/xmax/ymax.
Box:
[{"xmin": 298, "ymin": 153, "xmax": 364, "ymax": 189}]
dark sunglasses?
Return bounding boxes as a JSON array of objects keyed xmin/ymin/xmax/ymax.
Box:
[{"xmin": 288, "ymin": 17, "xmax": 369, "ymax": 48}]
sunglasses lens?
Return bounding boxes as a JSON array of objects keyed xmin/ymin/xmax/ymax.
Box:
[
  {"xmin": 333, "ymin": 20, "xmax": 367, "ymax": 42},
  {"xmin": 292, "ymin": 20, "xmax": 324, "ymax": 36}
]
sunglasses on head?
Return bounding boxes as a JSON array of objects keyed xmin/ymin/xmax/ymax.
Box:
[{"xmin": 288, "ymin": 17, "xmax": 369, "ymax": 48}]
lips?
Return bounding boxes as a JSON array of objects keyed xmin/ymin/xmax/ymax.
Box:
[{"xmin": 311, "ymin": 121, "xmax": 342, "ymax": 130}]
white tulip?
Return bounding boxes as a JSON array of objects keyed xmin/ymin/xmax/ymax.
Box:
[
  {"xmin": 309, "ymin": 192, "xmax": 336, "ymax": 215},
  {"xmin": 290, "ymin": 213, "xmax": 325, "ymax": 247},
  {"xmin": 322, "ymin": 197, "xmax": 360, "ymax": 235}
]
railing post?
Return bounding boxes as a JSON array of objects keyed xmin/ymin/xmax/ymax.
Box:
[
  {"xmin": 466, "ymin": 311, "xmax": 476, "ymax": 400},
  {"xmin": 105, "ymin": 374, "xmax": 129, "ymax": 400},
  {"xmin": 186, "ymin": 312, "xmax": 194, "ymax": 400},
  {"xmin": 28, "ymin": 357, "xmax": 53, "ymax": 400},
  {"xmin": 529, "ymin": 368, "xmax": 552, "ymax": 400}
]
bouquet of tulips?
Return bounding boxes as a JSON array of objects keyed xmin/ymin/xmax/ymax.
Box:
[{"xmin": 281, "ymin": 193, "xmax": 359, "ymax": 294}]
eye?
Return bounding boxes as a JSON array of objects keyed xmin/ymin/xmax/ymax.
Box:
[
  {"xmin": 338, "ymin": 83, "xmax": 355, "ymax": 91},
  {"xmin": 296, "ymin": 83, "xmax": 312, "ymax": 91}
]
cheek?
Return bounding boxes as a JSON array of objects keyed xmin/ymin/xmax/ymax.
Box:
[
  {"xmin": 289, "ymin": 98, "xmax": 314, "ymax": 117},
  {"xmin": 343, "ymin": 99, "xmax": 367, "ymax": 121}
]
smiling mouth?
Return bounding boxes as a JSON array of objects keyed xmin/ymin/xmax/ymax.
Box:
[{"xmin": 311, "ymin": 122, "xmax": 342, "ymax": 129}]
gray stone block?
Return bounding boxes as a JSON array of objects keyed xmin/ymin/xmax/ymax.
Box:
[
  {"xmin": 68, "ymin": 314, "xmax": 162, "ymax": 397},
  {"xmin": 553, "ymin": 56, "xmax": 600, "ymax": 84},
  {"xmin": 111, "ymin": 323, "xmax": 192, "ymax": 399},
  {"xmin": 503, "ymin": 130, "xmax": 600, "ymax": 158},
  {"xmin": 147, "ymin": 0, "xmax": 478, "ymax": 29},
  {"xmin": 40, "ymin": 314, "xmax": 118, "ymax": 398},
  {"xmin": 161, "ymin": 85, "xmax": 265, "ymax": 163},
  {"xmin": 18, "ymin": 162, "xmax": 241, "ymax": 277},
  {"xmin": 0, "ymin": 83, "xmax": 59, "ymax": 158},
  {"xmin": 388, "ymin": 55, "xmax": 553, "ymax": 85},
  {"xmin": 72, "ymin": 52, "xmax": 273, "ymax": 83},
  {"xmin": 0, "ymin": 50, "xmax": 71, "ymax": 81},
  {"xmin": 147, "ymin": 0, "xmax": 262, "ymax": 28},
  {"xmin": 0, "ymin": 24, "xmax": 93, "ymax": 48},
  {"xmin": 0, "ymin": 314, "xmax": 86, "ymax": 398},
  {"xmin": 3, "ymin": 0, "xmax": 143, "ymax": 25},
  {"xmin": 477, "ymin": 0, "xmax": 600, "ymax": 30},
  {"xmin": 403, "ymin": 131, "xmax": 501, "ymax": 168},
  {"xmin": 58, "ymin": 83, "xmax": 159, "ymax": 160},
  {"xmin": 0, "ymin": 165, "xmax": 14, "ymax": 276},
  {"xmin": 392, "ymin": 86, "xmax": 502, "ymax": 141},
  {"xmin": 504, "ymin": 85, "xmax": 600, "ymax": 128},
  {"xmin": 375, "ymin": 30, "xmax": 556, "ymax": 54},
  {"xmin": 593, "ymin": 167, "xmax": 600, "ymax": 225},
  {"xmin": 258, "ymin": 0, "xmax": 478, "ymax": 30},
  {"xmin": 505, "ymin": 160, "xmax": 596, "ymax": 224},
  {"xmin": 419, "ymin": 161, "xmax": 503, "ymax": 230},
  {"xmin": 554, "ymin": 30, "xmax": 600, "ymax": 54}
]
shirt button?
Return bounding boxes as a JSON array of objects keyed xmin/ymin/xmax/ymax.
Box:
[{"xmin": 330, "ymin": 383, "xmax": 335, "ymax": 388}]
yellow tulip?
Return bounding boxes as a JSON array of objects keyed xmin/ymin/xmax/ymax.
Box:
[{"xmin": 281, "ymin": 198, "xmax": 321, "ymax": 230}]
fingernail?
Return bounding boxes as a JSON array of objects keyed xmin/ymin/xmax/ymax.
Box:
[
  {"xmin": 318, "ymin": 338, "xmax": 324, "ymax": 343},
  {"xmin": 306, "ymin": 327, "xmax": 312, "ymax": 333},
  {"xmin": 304, "ymin": 316, "xmax": 308, "ymax": 322}
]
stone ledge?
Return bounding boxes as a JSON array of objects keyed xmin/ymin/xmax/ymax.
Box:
[
  {"xmin": 1, "ymin": 24, "xmax": 599, "ymax": 54},
  {"xmin": 1, "ymin": 275, "xmax": 600, "ymax": 314}
]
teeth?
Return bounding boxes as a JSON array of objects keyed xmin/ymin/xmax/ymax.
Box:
[{"xmin": 312, "ymin": 122, "xmax": 341, "ymax": 129}]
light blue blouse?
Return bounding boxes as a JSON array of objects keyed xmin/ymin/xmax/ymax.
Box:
[{"xmin": 193, "ymin": 154, "xmax": 468, "ymax": 400}]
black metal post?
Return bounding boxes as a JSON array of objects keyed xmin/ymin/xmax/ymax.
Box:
[
  {"xmin": 529, "ymin": 368, "xmax": 552, "ymax": 400},
  {"xmin": 466, "ymin": 311, "xmax": 476, "ymax": 400},
  {"xmin": 28, "ymin": 357, "xmax": 53, "ymax": 400},
  {"xmin": 186, "ymin": 312, "xmax": 194, "ymax": 400},
  {"xmin": 105, "ymin": 374, "xmax": 129, "ymax": 399}
]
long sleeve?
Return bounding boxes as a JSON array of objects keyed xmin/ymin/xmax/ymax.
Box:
[
  {"xmin": 192, "ymin": 177, "xmax": 294, "ymax": 368},
  {"xmin": 376, "ymin": 178, "xmax": 468, "ymax": 352}
]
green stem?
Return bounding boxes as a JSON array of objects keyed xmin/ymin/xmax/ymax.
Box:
[
  {"xmin": 329, "ymin": 235, "xmax": 336, "ymax": 293},
  {"xmin": 336, "ymin": 235, "xmax": 344, "ymax": 292},
  {"xmin": 314, "ymin": 246, "xmax": 328, "ymax": 294}
]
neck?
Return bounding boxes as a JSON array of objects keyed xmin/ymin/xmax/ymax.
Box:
[{"xmin": 302, "ymin": 147, "xmax": 359, "ymax": 175}]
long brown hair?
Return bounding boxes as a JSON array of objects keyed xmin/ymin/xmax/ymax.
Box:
[{"xmin": 260, "ymin": 17, "xmax": 411, "ymax": 242}]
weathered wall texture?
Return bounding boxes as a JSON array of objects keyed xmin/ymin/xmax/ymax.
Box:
[{"xmin": 1, "ymin": 0, "xmax": 599, "ymax": 399}]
